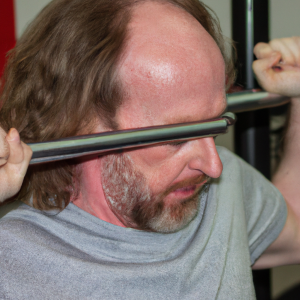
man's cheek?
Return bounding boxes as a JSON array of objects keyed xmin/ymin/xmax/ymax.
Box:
[
  {"xmin": 144, "ymin": 168, "xmax": 178, "ymax": 197},
  {"xmin": 127, "ymin": 146, "xmax": 176, "ymax": 170},
  {"xmin": 126, "ymin": 147, "xmax": 184, "ymax": 195}
]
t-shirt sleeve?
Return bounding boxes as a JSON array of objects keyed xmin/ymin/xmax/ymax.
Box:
[{"xmin": 237, "ymin": 156, "xmax": 287, "ymax": 265}]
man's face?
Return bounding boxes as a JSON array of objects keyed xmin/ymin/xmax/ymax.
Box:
[
  {"xmin": 96, "ymin": 2, "xmax": 227, "ymax": 232},
  {"xmin": 101, "ymin": 151, "xmax": 210, "ymax": 233}
]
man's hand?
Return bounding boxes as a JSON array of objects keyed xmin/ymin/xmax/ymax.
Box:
[
  {"xmin": 253, "ymin": 37, "xmax": 300, "ymax": 97},
  {"xmin": 252, "ymin": 37, "xmax": 300, "ymax": 268},
  {"xmin": 0, "ymin": 127, "xmax": 32, "ymax": 203}
]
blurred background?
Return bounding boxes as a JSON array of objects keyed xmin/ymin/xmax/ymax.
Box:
[{"xmin": 1, "ymin": 0, "xmax": 300, "ymax": 299}]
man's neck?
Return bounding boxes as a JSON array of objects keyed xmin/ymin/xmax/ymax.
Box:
[{"xmin": 73, "ymin": 157, "xmax": 126, "ymax": 228}]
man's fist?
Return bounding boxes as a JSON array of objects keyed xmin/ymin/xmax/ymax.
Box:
[
  {"xmin": 0, "ymin": 127, "xmax": 32, "ymax": 203},
  {"xmin": 253, "ymin": 37, "xmax": 300, "ymax": 98}
]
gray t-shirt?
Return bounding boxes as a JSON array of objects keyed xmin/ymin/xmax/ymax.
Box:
[{"xmin": 0, "ymin": 147, "xmax": 287, "ymax": 300}]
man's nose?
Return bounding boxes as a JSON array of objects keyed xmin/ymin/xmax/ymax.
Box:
[{"xmin": 187, "ymin": 137, "xmax": 223, "ymax": 178}]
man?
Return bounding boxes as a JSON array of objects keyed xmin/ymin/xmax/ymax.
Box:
[{"xmin": 0, "ymin": 0, "xmax": 298, "ymax": 298}]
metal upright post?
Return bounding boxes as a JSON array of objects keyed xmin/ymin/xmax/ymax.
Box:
[
  {"xmin": 246, "ymin": 0, "xmax": 255, "ymax": 90},
  {"xmin": 232, "ymin": 0, "xmax": 271, "ymax": 299}
]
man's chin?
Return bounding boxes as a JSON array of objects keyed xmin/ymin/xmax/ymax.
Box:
[{"xmin": 147, "ymin": 192, "xmax": 201, "ymax": 234}]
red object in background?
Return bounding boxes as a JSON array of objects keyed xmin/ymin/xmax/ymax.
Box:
[{"xmin": 0, "ymin": 0, "xmax": 16, "ymax": 77}]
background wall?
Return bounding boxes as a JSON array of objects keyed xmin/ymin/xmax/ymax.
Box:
[
  {"xmin": 14, "ymin": 0, "xmax": 300, "ymax": 45},
  {"xmin": 270, "ymin": 0, "xmax": 300, "ymax": 39},
  {"xmin": 2, "ymin": 0, "xmax": 300, "ymax": 298},
  {"xmin": 15, "ymin": 0, "xmax": 49, "ymax": 38},
  {"xmin": 0, "ymin": 0, "xmax": 15, "ymax": 76}
]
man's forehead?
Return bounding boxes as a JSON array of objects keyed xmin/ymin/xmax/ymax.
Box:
[
  {"xmin": 117, "ymin": 88, "xmax": 227, "ymax": 129},
  {"xmin": 115, "ymin": 1, "xmax": 226, "ymax": 129},
  {"xmin": 128, "ymin": 1, "xmax": 204, "ymax": 38},
  {"xmin": 125, "ymin": 1, "xmax": 222, "ymax": 60}
]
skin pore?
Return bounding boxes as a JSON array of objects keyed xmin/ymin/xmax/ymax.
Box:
[{"xmin": 73, "ymin": 1, "xmax": 227, "ymax": 232}]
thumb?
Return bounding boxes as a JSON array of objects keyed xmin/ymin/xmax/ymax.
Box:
[
  {"xmin": 6, "ymin": 128, "xmax": 26, "ymax": 165},
  {"xmin": 253, "ymin": 52, "xmax": 282, "ymax": 73}
]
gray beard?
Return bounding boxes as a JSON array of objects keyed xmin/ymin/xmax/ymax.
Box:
[{"xmin": 101, "ymin": 153, "xmax": 209, "ymax": 233}]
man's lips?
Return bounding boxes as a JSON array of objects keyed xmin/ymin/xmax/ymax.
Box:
[
  {"xmin": 172, "ymin": 180, "xmax": 207, "ymax": 196},
  {"xmin": 159, "ymin": 175, "xmax": 210, "ymax": 205},
  {"xmin": 173, "ymin": 185, "xmax": 196, "ymax": 194},
  {"xmin": 165, "ymin": 179, "xmax": 209, "ymax": 203}
]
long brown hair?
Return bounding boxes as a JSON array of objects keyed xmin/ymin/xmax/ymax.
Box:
[{"xmin": 0, "ymin": 0, "xmax": 235, "ymax": 211}]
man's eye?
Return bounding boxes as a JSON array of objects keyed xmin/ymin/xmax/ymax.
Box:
[{"xmin": 167, "ymin": 140, "xmax": 187, "ymax": 147}]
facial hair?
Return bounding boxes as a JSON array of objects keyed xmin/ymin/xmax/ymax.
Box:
[{"xmin": 101, "ymin": 152, "xmax": 210, "ymax": 233}]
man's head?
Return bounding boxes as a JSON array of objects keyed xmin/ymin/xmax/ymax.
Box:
[
  {"xmin": 79, "ymin": 1, "xmax": 226, "ymax": 232},
  {"xmin": 0, "ymin": 0, "xmax": 233, "ymax": 213}
]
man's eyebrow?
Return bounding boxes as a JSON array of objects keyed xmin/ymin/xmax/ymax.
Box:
[
  {"xmin": 165, "ymin": 112, "xmax": 227, "ymax": 125},
  {"xmin": 165, "ymin": 105, "xmax": 228, "ymax": 125}
]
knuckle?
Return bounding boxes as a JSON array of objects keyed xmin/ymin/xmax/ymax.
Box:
[
  {"xmin": 270, "ymin": 39, "xmax": 282, "ymax": 50},
  {"xmin": 252, "ymin": 60, "xmax": 265, "ymax": 74},
  {"xmin": 269, "ymin": 39, "xmax": 278, "ymax": 45},
  {"xmin": 295, "ymin": 36, "xmax": 300, "ymax": 45},
  {"xmin": 254, "ymin": 43, "xmax": 267, "ymax": 54},
  {"xmin": 254, "ymin": 42, "xmax": 263, "ymax": 50}
]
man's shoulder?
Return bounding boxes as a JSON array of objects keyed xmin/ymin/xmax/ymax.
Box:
[
  {"xmin": 0, "ymin": 203, "xmax": 91, "ymax": 271},
  {"xmin": 216, "ymin": 145, "xmax": 270, "ymax": 178},
  {"xmin": 216, "ymin": 145, "xmax": 250, "ymax": 173},
  {"xmin": 1, "ymin": 202, "xmax": 47, "ymax": 223},
  {"xmin": 1, "ymin": 203, "xmax": 39, "ymax": 226},
  {"xmin": 0, "ymin": 203, "xmax": 80, "ymax": 252},
  {"xmin": 215, "ymin": 145, "xmax": 236, "ymax": 162},
  {"xmin": 0, "ymin": 204, "xmax": 47, "ymax": 246}
]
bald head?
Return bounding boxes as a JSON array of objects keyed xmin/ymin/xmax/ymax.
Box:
[
  {"xmin": 116, "ymin": 1, "xmax": 226, "ymax": 129},
  {"xmin": 76, "ymin": 1, "xmax": 226, "ymax": 231}
]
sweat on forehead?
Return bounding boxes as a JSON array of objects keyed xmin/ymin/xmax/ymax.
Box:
[{"xmin": 116, "ymin": 1, "xmax": 226, "ymax": 127}]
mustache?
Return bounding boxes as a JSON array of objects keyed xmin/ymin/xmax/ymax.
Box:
[
  {"xmin": 131, "ymin": 174, "xmax": 210, "ymax": 231},
  {"xmin": 160, "ymin": 174, "xmax": 210, "ymax": 198}
]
